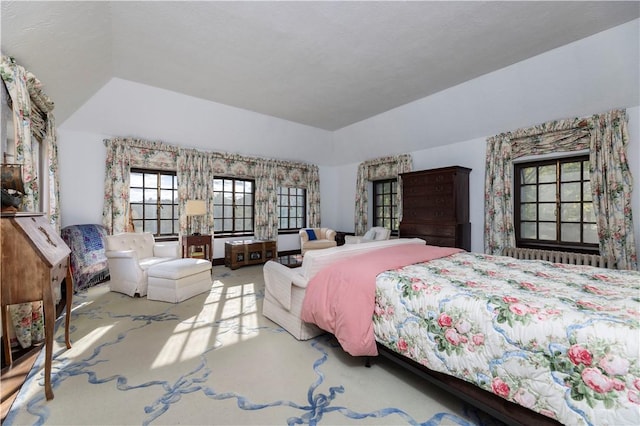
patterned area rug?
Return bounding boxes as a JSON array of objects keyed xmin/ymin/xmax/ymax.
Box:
[{"xmin": 5, "ymin": 265, "xmax": 501, "ymax": 425}]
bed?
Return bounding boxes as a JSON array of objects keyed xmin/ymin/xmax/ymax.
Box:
[{"xmin": 300, "ymin": 244, "xmax": 640, "ymax": 426}]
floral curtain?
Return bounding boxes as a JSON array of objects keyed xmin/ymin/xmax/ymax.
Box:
[
  {"xmin": 484, "ymin": 109, "xmax": 636, "ymax": 270},
  {"xmin": 354, "ymin": 154, "xmax": 412, "ymax": 235},
  {"xmin": 1, "ymin": 56, "xmax": 59, "ymax": 349},
  {"xmin": 102, "ymin": 138, "xmax": 177, "ymax": 234},
  {"xmin": 1, "ymin": 56, "xmax": 38, "ymax": 212},
  {"xmin": 589, "ymin": 110, "xmax": 636, "ymax": 270},
  {"xmin": 177, "ymin": 149, "xmax": 215, "ymax": 235},
  {"xmin": 105, "ymin": 139, "xmax": 320, "ymax": 239},
  {"xmin": 255, "ymin": 160, "xmax": 278, "ymax": 239}
]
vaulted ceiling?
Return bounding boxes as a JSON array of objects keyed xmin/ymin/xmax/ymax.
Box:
[{"xmin": 2, "ymin": 1, "xmax": 638, "ymax": 130}]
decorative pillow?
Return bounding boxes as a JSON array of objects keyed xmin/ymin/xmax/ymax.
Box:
[
  {"xmin": 305, "ymin": 229, "xmax": 317, "ymax": 241},
  {"xmin": 363, "ymin": 229, "xmax": 376, "ymax": 241},
  {"xmin": 374, "ymin": 228, "xmax": 387, "ymax": 240}
]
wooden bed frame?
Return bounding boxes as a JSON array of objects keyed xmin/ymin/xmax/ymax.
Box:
[{"xmin": 373, "ymin": 343, "xmax": 562, "ymax": 426}]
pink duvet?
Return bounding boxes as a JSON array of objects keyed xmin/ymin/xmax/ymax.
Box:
[{"xmin": 300, "ymin": 244, "xmax": 463, "ymax": 356}]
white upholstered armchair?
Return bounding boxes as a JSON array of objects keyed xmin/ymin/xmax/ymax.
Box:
[
  {"xmin": 105, "ymin": 233, "xmax": 180, "ymax": 297},
  {"xmin": 344, "ymin": 226, "xmax": 391, "ymax": 244},
  {"xmin": 299, "ymin": 228, "xmax": 337, "ymax": 255}
]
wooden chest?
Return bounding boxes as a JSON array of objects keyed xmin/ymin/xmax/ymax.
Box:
[
  {"xmin": 399, "ymin": 166, "xmax": 471, "ymax": 251},
  {"xmin": 224, "ymin": 240, "xmax": 277, "ymax": 270}
]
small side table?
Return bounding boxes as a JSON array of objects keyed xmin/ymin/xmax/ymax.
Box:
[
  {"xmin": 335, "ymin": 231, "xmax": 355, "ymax": 246},
  {"xmin": 276, "ymin": 254, "xmax": 303, "ymax": 268},
  {"xmin": 182, "ymin": 234, "xmax": 212, "ymax": 261}
]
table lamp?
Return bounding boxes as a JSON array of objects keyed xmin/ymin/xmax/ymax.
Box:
[{"xmin": 185, "ymin": 199, "xmax": 206, "ymax": 235}]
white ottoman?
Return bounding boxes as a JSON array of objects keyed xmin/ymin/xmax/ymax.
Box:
[{"xmin": 147, "ymin": 258, "xmax": 212, "ymax": 303}]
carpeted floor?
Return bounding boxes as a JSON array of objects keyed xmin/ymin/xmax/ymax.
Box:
[{"xmin": 4, "ymin": 265, "xmax": 501, "ymax": 426}]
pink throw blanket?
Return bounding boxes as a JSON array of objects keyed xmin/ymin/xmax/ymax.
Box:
[{"xmin": 301, "ymin": 244, "xmax": 463, "ymax": 356}]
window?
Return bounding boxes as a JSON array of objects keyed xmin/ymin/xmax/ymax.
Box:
[
  {"xmin": 514, "ymin": 155, "xmax": 597, "ymax": 252},
  {"xmin": 129, "ymin": 169, "xmax": 178, "ymax": 236},
  {"xmin": 278, "ymin": 187, "xmax": 306, "ymax": 232},
  {"xmin": 213, "ymin": 177, "xmax": 254, "ymax": 236},
  {"xmin": 373, "ymin": 179, "xmax": 398, "ymax": 234}
]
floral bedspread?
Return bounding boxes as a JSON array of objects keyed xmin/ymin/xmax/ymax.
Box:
[{"xmin": 373, "ymin": 252, "xmax": 640, "ymax": 426}]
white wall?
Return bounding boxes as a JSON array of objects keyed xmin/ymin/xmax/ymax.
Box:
[
  {"xmin": 59, "ymin": 79, "xmax": 334, "ymax": 258},
  {"xmin": 58, "ymin": 20, "xmax": 639, "ymax": 260},
  {"xmin": 326, "ymin": 20, "xmax": 640, "ymax": 256},
  {"xmin": 331, "ymin": 19, "xmax": 639, "ymax": 164}
]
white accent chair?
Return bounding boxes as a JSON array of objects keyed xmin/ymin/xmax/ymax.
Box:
[
  {"xmin": 105, "ymin": 233, "xmax": 180, "ymax": 297},
  {"xmin": 299, "ymin": 228, "xmax": 337, "ymax": 255},
  {"xmin": 344, "ymin": 226, "xmax": 391, "ymax": 244}
]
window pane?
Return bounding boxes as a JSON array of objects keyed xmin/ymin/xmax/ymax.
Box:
[
  {"xmin": 235, "ymin": 218, "xmax": 243, "ymax": 229},
  {"xmin": 144, "ymin": 189, "xmax": 157, "ymax": 203},
  {"xmin": 160, "ymin": 189, "xmax": 173, "ymax": 202},
  {"xmin": 130, "ymin": 188, "xmax": 143, "ymax": 203},
  {"xmin": 521, "ymin": 222, "xmax": 537, "ymax": 239},
  {"xmin": 583, "ymin": 182, "xmax": 592, "ymax": 201},
  {"xmin": 160, "ymin": 220, "xmax": 173, "ymax": 234},
  {"xmin": 561, "ymin": 203, "xmax": 580, "ymax": 222},
  {"xmin": 213, "ymin": 219, "xmax": 222, "ymax": 232},
  {"xmin": 538, "ymin": 204, "xmax": 555, "ymax": 221},
  {"xmin": 145, "ymin": 173, "xmax": 157, "ymax": 188},
  {"xmin": 539, "ymin": 223, "xmax": 556, "ymax": 240},
  {"xmin": 144, "ymin": 220, "xmax": 157, "ymax": 234},
  {"xmin": 131, "ymin": 204, "xmax": 143, "ymax": 219},
  {"xmin": 160, "ymin": 175, "xmax": 174, "ymax": 189},
  {"xmin": 583, "ymin": 203, "xmax": 595, "ymax": 222},
  {"xmin": 160, "ymin": 204, "xmax": 173, "ymax": 219},
  {"xmin": 539, "ymin": 184, "xmax": 555, "ymax": 202},
  {"xmin": 130, "ymin": 172, "xmax": 143, "ymax": 187},
  {"xmin": 539, "ymin": 165, "xmax": 556, "ymax": 183},
  {"xmin": 521, "ymin": 167, "xmax": 536, "ymax": 184},
  {"xmin": 583, "ymin": 224, "xmax": 598, "ymax": 244},
  {"xmin": 561, "ymin": 183, "xmax": 580, "ymax": 202},
  {"xmin": 521, "ymin": 186, "xmax": 537, "ymax": 202},
  {"xmin": 223, "ymin": 218, "xmax": 232, "ymax": 230},
  {"xmin": 144, "ymin": 204, "xmax": 157, "ymax": 218},
  {"xmin": 561, "ymin": 223, "xmax": 581, "ymax": 242},
  {"xmin": 582, "ymin": 160, "xmax": 590, "ymax": 180},
  {"xmin": 561, "ymin": 162, "xmax": 581, "ymax": 182}
]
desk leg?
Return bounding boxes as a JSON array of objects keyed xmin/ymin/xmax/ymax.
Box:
[
  {"xmin": 1, "ymin": 305, "xmax": 11, "ymax": 365},
  {"xmin": 42, "ymin": 286, "xmax": 55, "ymax": 400},
  {"xmin": 65, "ymin": 262, "xmax": 72, "ymax": 350}
]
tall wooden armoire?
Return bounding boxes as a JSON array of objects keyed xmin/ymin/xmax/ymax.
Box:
[
  {"xmin": 399, "ymin": 166, "xmax": 471, "ymax": 251},
  {"xmin": 1, "ymin": 212, "xmax": 72, "ymax": 400}
]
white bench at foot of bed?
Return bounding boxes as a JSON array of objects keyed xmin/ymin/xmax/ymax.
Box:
[{"xmin": 262, "ymin": 238, "xmax": 426, "ymax": 340}]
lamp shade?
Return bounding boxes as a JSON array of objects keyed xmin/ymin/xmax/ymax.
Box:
[{"xmin": 185, "ymin": 200, "xmax": 206, "ymax": 216}]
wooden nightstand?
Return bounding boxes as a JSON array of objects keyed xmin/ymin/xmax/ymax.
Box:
[{"xmin": 181, "ymin": 234, "xmax": 212, "ymax": 261}]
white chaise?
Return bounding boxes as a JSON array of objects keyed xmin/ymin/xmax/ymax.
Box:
[{"xmin": 262, "ymin": 238, "xmax": 426, "ymax": 340}]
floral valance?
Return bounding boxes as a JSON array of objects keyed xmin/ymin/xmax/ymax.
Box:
[{"xmin": 103, "ymin": 138, "xmax": 321, "ymax": 237}]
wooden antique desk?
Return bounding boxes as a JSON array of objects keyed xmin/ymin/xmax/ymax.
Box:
[{"xmin": 1, "ymin": 213, "xmax": 73, "ymax": 400}]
